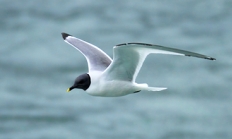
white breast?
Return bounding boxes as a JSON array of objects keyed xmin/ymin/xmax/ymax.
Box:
[{"xmin": 86, "ymin": 71, "xmax": 137, "ymax": 97}]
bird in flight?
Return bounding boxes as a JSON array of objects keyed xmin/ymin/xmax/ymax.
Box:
[{"xmin": 61, "ymin": 33, "xmax": 215, "ymax": 97}]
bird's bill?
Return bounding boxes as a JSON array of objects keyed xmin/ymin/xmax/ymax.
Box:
[
  {"xmin": 67, "ymin": 86, "xmax": 75, "ymax": 92},
  {"xmin": 66, "ymin": 88, "xmax": 71, "ymax": 92}
]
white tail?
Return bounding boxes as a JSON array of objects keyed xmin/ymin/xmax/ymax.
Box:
[
  {"xmin": 137, "ymin": 83, "xmax": 167, "ymax": 92},
  {"xmin": 146, "ymin": 87, "xmax": 167, "ymax": 91}
]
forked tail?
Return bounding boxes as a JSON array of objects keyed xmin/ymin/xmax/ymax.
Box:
[
  {"xmin": 137, "ymin": 83, "xmax": 167, "ymax": 92},
  {"xmin": 146, "ymin": 86, "xmax": 167, "ymax": 91}
]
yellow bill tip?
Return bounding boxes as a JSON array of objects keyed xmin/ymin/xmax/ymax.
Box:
[{"xmin": 66, "ymin": 88, "xmax": 71, "ymax": 92}]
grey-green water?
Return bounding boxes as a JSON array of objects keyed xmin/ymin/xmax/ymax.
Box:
[{"xmin": 0, "ymin": 0, "xmax": 231, "ymax": 139}]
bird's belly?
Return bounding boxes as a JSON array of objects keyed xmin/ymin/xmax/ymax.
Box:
[{"xmin": 86, "ymin": 80, "xmax": 137, "ymax": 97}]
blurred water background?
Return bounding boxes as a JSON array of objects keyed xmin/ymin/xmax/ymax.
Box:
[{"xmin": 0, "ymin": 0, "xmax": 231, "ymax": 139}]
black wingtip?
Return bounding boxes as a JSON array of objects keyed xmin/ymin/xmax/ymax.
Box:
[
  {"xmin": 61, "ymin": 32, "xmax": 71, "ymax": 40},
  {"xmin": 209, "ymin": 57, "xmax": 216, "ymax": 61},
  {"xmin": 204, "ymin": 57, "xmax": 216, "ymax": 61}
]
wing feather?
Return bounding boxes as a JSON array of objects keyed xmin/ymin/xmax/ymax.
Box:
[
  {"xmin": 103, "ymin": 43, "xmax": 215, "ymax": 82},
  {"xmin": 62, "ymin": 33, "xmax": 112, "ymax": 72}
]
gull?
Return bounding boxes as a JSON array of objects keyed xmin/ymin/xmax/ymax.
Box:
[{"xmin": 61, "ymin": 33, "xmax": 215, "ymax": 97}]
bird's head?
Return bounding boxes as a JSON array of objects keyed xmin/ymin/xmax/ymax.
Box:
[{"xmin": 67, "ymin": 73, "xmax": 91, "ymax": 92}]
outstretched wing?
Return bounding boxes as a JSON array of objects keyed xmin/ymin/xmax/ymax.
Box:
[
  {"xmin": 103, "ymin": 43, "xmax": 215, "ymax": 82},
  {"xmin": 62, "ymin": 33, "xmax": 112, "ymax": 72}
]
